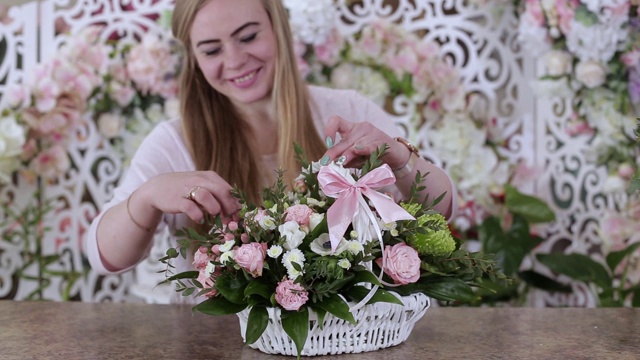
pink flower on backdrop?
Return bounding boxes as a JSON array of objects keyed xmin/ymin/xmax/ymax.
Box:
[
  {"xmin": 523, "ymin": 0, "xmax": 545, "ymax": 27},
  {"xmin": 601, "ymin": 211, "xmax": 636, "ymax": 252},
  {"xmin": 275, "ymin": 278, "xmax": 309, "ymax": 311},
  {"xmin": 387, "ymin": 46, "xmax": 419, "ymax": 76},
  {"xmin": 376, "ymin": 242, "xmax": 421, "ymax": 285},
  {"xmin": 566, "ymin": 118, "xmax": 595, "ymax": 137},
  {"xmin": 30, "ymin": 144, "xmax": 70, "ymax": 178},
  {"xmin": 511, "ymin": 160, "xmax": 543, "ymax": 188},
  {"xmin": 5, "ymin": 83, "xmax": 30, "ymax": 109},
  {"xmin": 313, "ymin": 29, "xmax": 343, "ymax": 66},
  {"xmin": 197, "ymin": 268, "xmax": 218, "ymax": 298},
  {"xmin": 555, "ymin": 0, "xmax": 579, "ymax": 36},
  {"xmin": 31, "ymin": 65, "xmax": 60, "ymax": 113},
  {"xmin": 126, "ymin": 34, "xmax": 179, "ymax": 98},
  {"xmin": 293, "ymin": 39, "xmax": 310, "ymax": 78},
  {"xmin": 193, "ymin": 246, "xmax": 214, "ymax": 270},
  {"xmin": 234, "ymin": 242, "xmax": 267, "ymax": 278},
  {"xmin": 285, "ymin": 204, "xmax": 314, "ymax": 227}
]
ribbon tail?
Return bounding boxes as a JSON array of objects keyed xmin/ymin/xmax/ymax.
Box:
[
  {"xmin": 364, "ymin": 190, "xmax": 415, "ymax": 223},
  {"xmin": 327, "ymin": 193, "xmax": 358, "ymax": 253}
]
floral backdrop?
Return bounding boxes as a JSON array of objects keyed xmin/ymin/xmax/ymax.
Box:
[{"xmin": 0, "ymin": 0, "xmax": 639, "ymax": 306}]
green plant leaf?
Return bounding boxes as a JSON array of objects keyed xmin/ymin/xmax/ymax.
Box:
[
  {"xmin": 281, "ymin": 307, "xmax": 309, "ymax": 359},
  {"xmin": 245, "ymin": 306, "xmax": 269, "ymax": 345},
  {"xmin": 505, "ymin": 185, "xmax": 556, "ymax": 223},
  {"xmin": 216, "ymin": 274, "xmax": 249, "ymax": 304},
  {"xmin": 244, "ymin": 280, "xmax": 273, "ymax": 300},
  {"xmin": 536, "ymin": 253, "xmax": 611, "ymax": 289},
  {"xmin": 420, "ymin": 278, "xmax": 479, "ymax": 302},
  {"xmin": 479, "ymin": 215, "xmax": 542, "ymax": 276},
  {"xmin": 347, "ymin": 269, "xmax": 382, "ymax": 287},
  {"xmin": 315, "ymin": 293, "xmax": 357, "ymax": 325},
  {"xmin": 193, "ymin": 296, "xmax": 247, "ymax": 316},
  {"xmin": 518, "ymin": 270, "xmax": 572, "ymax": 293},
  {"xmin": 347, "ymin": 286, "xmax": 403, "ymax": 305},
  {"xmin": 158, "ymin": 270, "xmax": 199, "ymax": 285},
  {"xmin": 606, "ymin": 243, "xmax": 640, "ymax": 273}
]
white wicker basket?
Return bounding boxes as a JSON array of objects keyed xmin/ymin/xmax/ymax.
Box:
[{"xmin": 237, "ymin": 292, "xmax": 430, "ymax": 356}]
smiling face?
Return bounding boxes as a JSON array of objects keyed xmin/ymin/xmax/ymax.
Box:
[{"xmin": 190, "ymin": 0, "xmax": 277, "ymax": 109}]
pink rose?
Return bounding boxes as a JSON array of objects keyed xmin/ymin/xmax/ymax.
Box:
[
  {"xmin": 193, "ymin": 246, "xmax": 213, "ymax": 270},
  {"xmin": 234, "ymin": 243, "xmax": 267, "ymax": 278},
  {"xmin": 197, "ymin": 268, "xmax": 218, "ymax": 298},
  {"xmin": 376, "ymin": 243, "xmax": 421, "ymax": 285},
  {"xmin": 285, "ymin": 204, "xmax": 314, "ymax": 227},
  {"xmin": 275, "ymin": 279, "xmax": 309, "ymax": 311}
]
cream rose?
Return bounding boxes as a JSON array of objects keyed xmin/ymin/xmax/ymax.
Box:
[
  {"xmin": 544, "ymin": 50, "xmax": 572, "ymax": 76},
  {"xmin": 575, "ymin": 60, "xmax": 606, "ymax": 89}
]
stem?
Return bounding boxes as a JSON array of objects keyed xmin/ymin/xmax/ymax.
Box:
[{"xmin": 36, "ymin": 177, "xmax": 44, "ymax": 301}]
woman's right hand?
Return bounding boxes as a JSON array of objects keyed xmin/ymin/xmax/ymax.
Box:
[{"xmin": 139, "ymin": 171, "xmax": 242, "ymax": 224}]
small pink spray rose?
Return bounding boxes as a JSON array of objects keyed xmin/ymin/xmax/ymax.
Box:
[{"xmin": 275, "ymin": 278, "xmax": 309, "ymax": 311}]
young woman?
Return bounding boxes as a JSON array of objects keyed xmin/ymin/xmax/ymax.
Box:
[{"xmin": 85, "ymin": 0, "xmax": 457, "ymax": 289}]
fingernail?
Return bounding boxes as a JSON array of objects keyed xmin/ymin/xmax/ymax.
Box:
[
  {"xmin": 337, "ymin": 155, "xmax": 347, "ymax": 165},
  {"xmin": 199, "ymin": 218, "xmax": 205, "ymax": 225},
  {"xmin": 325, "ymin": 136, "xmax": 334, "ymax": 149},
  {"xmin": 355, "ymin": 145, "xmax": 363, "ymax": 150},
  {"xmin": 320, "ymin": 155, "xmax": 330, "ymax": 165}
]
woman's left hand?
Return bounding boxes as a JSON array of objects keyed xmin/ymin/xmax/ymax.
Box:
[{"xmin": 321, "ymin": 115, "xmax": 410, "ymax": 170}]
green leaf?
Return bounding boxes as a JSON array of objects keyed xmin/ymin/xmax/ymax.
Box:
[
  {"xmin": 518, "ymin": 270, "xmax": 572, "ymax": 293},
  {"xmin": 193, "ymin": 296, "xmax": 247, "ymax": 316},
  {"xmin": 504, "ymin": 185, "xmax": 556, "ymax": 223},
  {"xmin": 536, "ymin": 253, "xmax": 612, "ymax": 289},
  {"xmin": 216, "ymin": 274, "xmax": 249, "ymax": 304},
  {"xmin": 347, "ymin": 286, "xmax": 403, "ymax": 306},
  {"xmin": 606, "ymin": 243, "xmax": 640, "ymax": 273},
  {"xmin": 479, "ymin": 215, "xmax": 542, "ymax": 276},
  {"xmin": 314, "ymin": 293, "xmax": 356, "ymax": 325},
  {"xmin": 420, "ymin": 278, "xmax": 479, "ymax": 303},
  {"xmin": 245, "ymin": 307, "xmax": 269, "ymax": 345},
  {"xmin": 244, "ymin": 280, "xmax": 273, "ymax": 300},
  {"xmin": 159, "ymin": 271, "xmax": 199, "ymax": 285},
  {"xmin": 281, "ymin": 308, "xmax": 309, "ymax": 358},
  {"xmin": 347, "ymin": 269, "xmax": 382, "ymax": 287}
]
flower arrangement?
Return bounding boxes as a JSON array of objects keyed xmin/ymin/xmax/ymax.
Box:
[
  {"xmin": 161, "ymin": 146, "xmax": 504, "ymax": 357},
  {"xmin": 0, "ymin": 14, "xmax": 181, "ymax": 184},
  {"xmin": 517, "ymin": 0, "xmax": 640, "ymax": 186}
]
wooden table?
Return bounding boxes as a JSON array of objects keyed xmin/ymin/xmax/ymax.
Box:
[{"xmin": 1, "ymin": 300, "xmax": 639, "ymax": 359}]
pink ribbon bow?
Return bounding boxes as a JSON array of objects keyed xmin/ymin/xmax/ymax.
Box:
[{"xmin": 317, "ymin": 163, "xmax": 415, "ymax": 252}]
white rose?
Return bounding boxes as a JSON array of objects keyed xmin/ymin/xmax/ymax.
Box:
[
  {"xmin": 329, "ymin": 63, "xmax": 355, "ymax": 90},
  {"xmin": 544, "ymin": 50, "xmax": 572, "ymax": 76},
  {"xmin": 309, "ymin": 213, "xmax": 324, "ymax": 231},
  {"xmin": 96, "ymin": 112, "xmax": 123, "ymax": 139},
  {"xmin": 278, "ymin": 221, "xmax": 306, "ymax": 250},
  {"xmin": 575, "ymin": 60, "xmax": 606, "ymax": 89}
]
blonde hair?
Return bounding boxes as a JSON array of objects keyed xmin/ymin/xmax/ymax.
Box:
[{"xmin": 172, "ymin": 0, "xmax": 325, "ymax": 204}]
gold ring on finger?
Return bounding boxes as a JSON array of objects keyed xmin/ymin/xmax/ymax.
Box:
[{"xmin": 187, "ymin": 186, "xmax": 201, "ymax": 201}]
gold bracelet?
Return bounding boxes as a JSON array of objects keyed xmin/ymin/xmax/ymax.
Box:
[
  {"xmin": 126, "ymin": 193, "xmax": 153, "ymax": 232},
  {"xmin": 393, "ymin": 137, "xmax": 420, "ymax": 178}
]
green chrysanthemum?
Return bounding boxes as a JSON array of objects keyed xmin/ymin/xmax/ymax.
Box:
[
  {"xmin": 408, "ymin": 229, "xmax": 456, "ymax": 257},
  {"xmin": 400, "ymin": 202, "xmax": 422, "ymax": 217},
  {"xmin": 407, "ymin": 213, "xmax": 455, "ymax": 256},
  {"xmin": 416, "ymin": 213, "xmax": 448, "ymax": 230}
]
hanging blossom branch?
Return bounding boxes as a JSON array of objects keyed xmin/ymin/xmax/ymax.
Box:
[{"xmin": 0, "ymin": 18, "xmax": 182, "ymax": 184}]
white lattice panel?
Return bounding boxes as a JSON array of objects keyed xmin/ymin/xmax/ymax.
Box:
[{"xmin": 0, "ymin": 0, "xmax": 608, "ymax": 306}]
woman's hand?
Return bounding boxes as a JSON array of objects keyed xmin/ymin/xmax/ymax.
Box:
[
  {"xmin": 139, "ymin": 170, "xmax": 242, "ymax": 224},
  {"xmin": 321, "ymin": 115, "xmax": 410, "ymax": 170}
]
